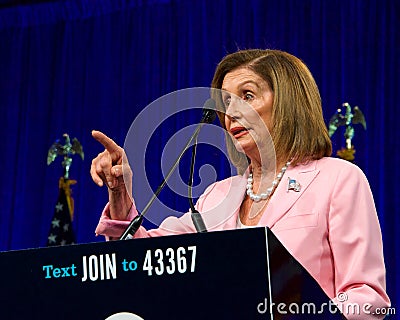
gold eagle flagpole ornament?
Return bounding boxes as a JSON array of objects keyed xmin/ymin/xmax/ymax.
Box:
[
  {"xmin": 47, "ymin": 133, "xmax": 84, "ymax": 179},
  {"xmin": 47, "ymin": 134, "xmax": 84, "ymax": 237},
  {"xmin": 328, "ymin": 102, "xmax": 367, "ymax": 162}
]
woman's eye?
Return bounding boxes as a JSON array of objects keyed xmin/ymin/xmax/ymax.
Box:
[
  {"xmin": 223, "ymin": 96, "xmax": 231, "ymax": 106},
  {"xmin": 243, "ymin": 92, "xmax": 254, "ymax": 101}
]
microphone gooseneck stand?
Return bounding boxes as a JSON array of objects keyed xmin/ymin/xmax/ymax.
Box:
[
  {"xmin": 119, "ymin": 99, "xmax": 216, "ymax": 240},
  {"xmin": 188, "ymin": 134, "xmax": 208, "ymax": 233}
]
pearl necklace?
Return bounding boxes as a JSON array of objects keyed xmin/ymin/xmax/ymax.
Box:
[{"xmin": 246, "ymin": 161, "xmax": 290, "ymax": 202}]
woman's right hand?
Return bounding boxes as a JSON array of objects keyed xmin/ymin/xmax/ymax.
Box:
[{"xmin": 90, "ymin": 130, "xmax": 133, "ymax": 220}]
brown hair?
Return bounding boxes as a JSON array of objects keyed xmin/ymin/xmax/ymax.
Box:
[{"xmin": 211, "ymin": 49, "xmax": 332, "ymax": 171}]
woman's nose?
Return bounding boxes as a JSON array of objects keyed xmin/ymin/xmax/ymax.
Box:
[{"xmin": 225, "ymin": 97, "xmax": 241, "ymax": 120}]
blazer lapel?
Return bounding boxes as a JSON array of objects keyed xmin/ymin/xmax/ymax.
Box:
[{"xmin": 259, "ymin": 161, "xmax": 320, "ymax": 228}]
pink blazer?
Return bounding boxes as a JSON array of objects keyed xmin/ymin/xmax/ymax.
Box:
[{"xmin": 96, "ymin": 157, "xmax": 390, "ymax": 319}]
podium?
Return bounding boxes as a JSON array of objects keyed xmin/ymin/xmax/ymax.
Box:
[{"xmin": 0, "ymin": 228, "xmax": 343, "ymax": 319}]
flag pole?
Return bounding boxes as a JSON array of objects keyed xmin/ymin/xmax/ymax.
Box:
[{"xmin": 46, "ymin": 133, "xmax": 84, "ymax": 246}]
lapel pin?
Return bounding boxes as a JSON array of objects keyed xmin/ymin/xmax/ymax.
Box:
[{"xmin": 287, "ymin": 177, "xmax": 301, "ymax": 193}]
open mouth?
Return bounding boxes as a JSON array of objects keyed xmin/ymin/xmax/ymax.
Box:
[{"xmin": 230, "ymin": 126, "xmax": 249, "ymax": 138}]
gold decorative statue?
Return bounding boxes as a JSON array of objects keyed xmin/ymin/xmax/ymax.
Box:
[{"xmin": 328, "ymin": 102, "xmax": 367, "ymax": 161}]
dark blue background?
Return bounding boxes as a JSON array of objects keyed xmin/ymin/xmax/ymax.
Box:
[{"xmin": 0, "ymin": 0, "xmax": 398, "ymax": 315}]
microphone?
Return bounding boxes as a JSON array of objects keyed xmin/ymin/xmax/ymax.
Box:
[
  {"xmin": 119, "ymin": 99, "xmax": 216, "ymax": 240},
  {"xmin": 188, "ymin": 99, "xmax": 216, "ymax": 233},
  {"xmin": 200, "ymin": 98, "xmax": 217, "ymax": 124}
]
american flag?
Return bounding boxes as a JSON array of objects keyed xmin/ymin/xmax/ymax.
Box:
[{"xmin": 47, "ymin": 177, "xmax": 77, "ymax": 246}]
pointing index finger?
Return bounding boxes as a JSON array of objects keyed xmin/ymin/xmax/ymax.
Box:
[{"xmin": 92, "ymin": 130, "xmax": 120, "ymax": 153}]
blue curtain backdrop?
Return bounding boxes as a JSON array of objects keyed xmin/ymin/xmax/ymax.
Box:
[{"xmin": 0, "ymin": 0, "xmax": 398, "ymax": 312}]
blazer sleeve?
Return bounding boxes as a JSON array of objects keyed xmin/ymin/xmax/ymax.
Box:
[
  {"xmin": 94, "ymin": 182, "xmax": 218, "ymax": 240},
  {"xmin": 328, "ymin": 164, "xmax": 390, "ymax": 319}
]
